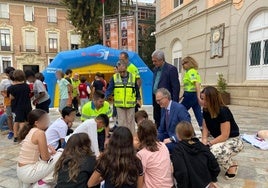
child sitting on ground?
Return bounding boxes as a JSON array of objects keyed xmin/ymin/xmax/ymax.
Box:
[
  {"xmin": 171, "ymin": 121, "xmax": 220, "ymax": 188},
  {"xmin": 17, "ymin": 109, "xmax": 62, "ymax": 187},
  {"xmin": 46, "ymin": 106, "xmax": 76, "ymax": 150},
  {"xmin": 88, "ymin": 127, "xmax": 144, "ymax": 188},
  {"xmin": 65, "ymin": 114, "xmax": 110, "ymax": 157},
  {"xmin": 137, "ymin": 120, "xmax": 174, "ymax": 188},
  {"xmin": 134, "ymin": 110, "xmax": 149, "ymax": 150},
  {"xmin": 54, "ymin": 133, "xmax": 99, "ymax": 188}
]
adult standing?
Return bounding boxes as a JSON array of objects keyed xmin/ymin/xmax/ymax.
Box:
[
  {"xmin": 71, "ymin": 73, "xmax": 81, "ymax": 116},
  {"xmin": 105, "ymin": 59, "xmax": 141, "ymax": 134},
  {"xmin": 181, "ymin": 56, "xmax": 203, "ymax": 129},
  {"xmin": 56, "ymin": 70, "xmax": 72, "ymax": 113},
  {"xmin": 156, "ymin": 88, "xmax": 190, "ymax": 153},
  {"xmin": 152, "ymin": 50, "xmax": 180, "ymax": 128},
  {"xmin": 201, "ymin": 86, "xmax": 243, "ymax": 180}
]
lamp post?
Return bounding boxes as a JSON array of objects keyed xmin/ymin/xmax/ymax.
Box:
[
  {"xmin": 135, "ymin": 0, "xmax": 138, "ymax": 53},
  {"xmin": 118, "ymin": 0, "xmax": 121, "ymax": 49}
]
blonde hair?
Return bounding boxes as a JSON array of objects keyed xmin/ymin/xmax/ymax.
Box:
[
  {"xmin": 176, "ymin": 121, "xmax": 195, "ymax": 141},
  {"xmin": 182, "ymin": 56, "xmax": 198, "ymax": 70}
]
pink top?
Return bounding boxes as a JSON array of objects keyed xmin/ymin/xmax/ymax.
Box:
[
  {"xmin": 18, "ymin": 128, "xmax": 40, "ymax": 164},
  {"xmin": 137, "ymin": 142, "xmax": 174, "ymax": 188}
]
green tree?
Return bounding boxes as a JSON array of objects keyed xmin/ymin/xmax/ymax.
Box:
[{"xmin": 62, "ymin": 0, "xmax": 132, "ymax": 47}]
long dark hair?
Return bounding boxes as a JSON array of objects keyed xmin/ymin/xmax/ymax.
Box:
[
  {"xmin": 201, "ymin": 86, "xmax": 225, "ymax": 118},
  {"xmin": 18, "ymin": 109, "xmax": 47, "ymax": 142},
  {"xmin": 97, "ymin": 127, "xmax": 141, "ymax": 187},
  {"xmin": 137, "ymin": 120, "xmax": 159, "ymax": 152},
  {"xmin": 54, "ymin": 133, "xmax": 94, "ymax": 182}
]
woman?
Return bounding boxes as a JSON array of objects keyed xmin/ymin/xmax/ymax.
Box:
[
  {"xmin": 172, "ymin": 121, "xmax": 220, "ymax": 188},
  {"xmin": 54, "ymin": 133, "xmax": 99, "ymax": 188},
  {"xmin": 181, "ymin": 56, "xmax": 203, "ymax": 129},
  {"xmin": 88, "ymin": 126, "xmax": 143, "ymax": 188},
  {"xmin": 17, "ymin": 109, "xmax": 62, "ymax": 187},
  {"xmin": 137, "ymin": 120, "xmax": 173, "ymax": 188},
  {"xmin": 201, "ymin": 86, "xmax": 243, "ymax": 180}
]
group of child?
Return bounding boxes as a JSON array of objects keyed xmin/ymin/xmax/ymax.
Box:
[
  {"xmin": 0, "ymin": 67, "xmax": 50, "ymax": 143},
  {"xmin": 16, "ymin": 103, "xmax": 222, "ymax": 188}
]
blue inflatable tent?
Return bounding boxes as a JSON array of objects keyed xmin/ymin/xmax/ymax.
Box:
[{"xmin": 43, "ymin": 44, "xmax": 153, "ymax": 107}]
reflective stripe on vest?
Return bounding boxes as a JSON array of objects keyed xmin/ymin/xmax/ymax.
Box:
[{"xmin": 113, "ymin": 73, "xmax": 136, "ymax": 108}]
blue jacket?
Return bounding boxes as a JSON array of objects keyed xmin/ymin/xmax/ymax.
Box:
[
  {"xmin": 153, "ymin": 62, "xmax": 180, "ymax": 101},
  {"xmin": 158, "ymin": 101, "xmax": 191, "ymax": 141}
]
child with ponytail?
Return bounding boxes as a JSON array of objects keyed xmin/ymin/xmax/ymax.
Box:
[{"xmin": 17, "ymin": 109, "xmax": 62, "ymax": 187}]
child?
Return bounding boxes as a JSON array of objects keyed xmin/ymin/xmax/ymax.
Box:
[
  {"xmin": 171, "ymin": 121, "xmax": 220, "ymax": 188},
  {"xmin": 137, "ymin": 120, "xmax": 174, "ymax": 188},
  {"xmin": 78, "ymin": 76, "xmax": 91, "ymax": 110},
  {"xmin": 133, "ymin": 110, "xmax": 149, "ymax": 150},
  {"xmin": 0, "ymin": 105, "xmax": 8, "ymax": 131},
  {"xmin": 88, "ymin": 127, "xmax": 144, "ymax": 188},
  {"xmin": 0, "ymin": 66, "xmax": 15, "ymax": 139},
  {"xmin": 17, "ymin": 109, "xmax": 62, "ymax": 187},
  {"xmin": 65, "ymin": 114, "xmax": 109, "ymax": 156},
  {"xmin": 25, "ymin": 70, "xmax": 51, "ymax": 113},
  {"xmin": 54, "ymin": 133, "xmax": 99, "ymax": 188},
  {"xmin": 56, "ymin": 70, "xmax": 72, "ymax": 113},
  {"xmin": 7, "ymin": 70, "xmax": 32, "ymax": 142},
  {"xmin": 46, "ymin": 106, "xmax": 76, "ymax": 150}
]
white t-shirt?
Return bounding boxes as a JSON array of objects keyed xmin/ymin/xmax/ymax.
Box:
[
  {"xmin": 46, "ymin": 118, "xmax": 68, "ymax": 149},
  {"xmin": 65, "ymin": 119, "xmax": 100, "ymax": 156},
  {"xmin": 0, "ymin": 78, "xmax": 12, "ymax": 91},
  {"xmin": 33, "ymin": 79, "xmax": 49, "ymax": 104}
]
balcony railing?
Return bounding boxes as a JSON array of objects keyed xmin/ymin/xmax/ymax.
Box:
[
  {"xmin": 19, "ymin": 45, "xmax": 41, "ymax": 53},
  {"xmin": 48, "ymin": 16, "xmax": 57, "ymax": 23},
  {"xmin": 0, "ymin": 45, "xmax": 11, "ymax": 51},
  {"xmin": 45, "ymin": 46, "xmax": 60, "ymax": 53}
]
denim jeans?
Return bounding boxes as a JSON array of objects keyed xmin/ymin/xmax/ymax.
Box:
[
  {"xmin": 0, "ymin": 113, "xmax": 8, "ymax": 131},
  {"xmin": 181, "ymin": 91, "xmax": 203, "ymax": 128}
]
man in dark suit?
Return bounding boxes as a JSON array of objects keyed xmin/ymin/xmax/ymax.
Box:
[
  {"xmin": 156, "ymin": 88, "xmax": 191, "ymax": 153},
  {"xmin": 152, "ymin": 50, "xmax": 180, "ymax": 128}
]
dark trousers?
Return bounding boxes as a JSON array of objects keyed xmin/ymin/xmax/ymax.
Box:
[
  {"xmin": 158, "ymin": 132, "xmax": 176, "ymax": 153},
  {"xmin": 98, "ymin": 130, "xmax": 105, "ymax": 152},
  {"xmin": 153, "ymin": 94, "xmax": 161, "ymax": 128},
  {"xmin": 72, "ymin": 97, "xmax": 79, "ymax": 112},
  {"xmin": 181, "ymin": 92, "xmax": 203, "ymax": 128},
  {"xmin": 36, "ymin": 98, "xmax": 51, "ymax": 113}
]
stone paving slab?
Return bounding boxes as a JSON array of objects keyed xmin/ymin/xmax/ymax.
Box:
[{"xmin": 0, "ymin": 105, "xmax": 268, "ymax": 188}]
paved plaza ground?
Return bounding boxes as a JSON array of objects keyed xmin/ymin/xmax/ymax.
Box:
[{"xmin": 0, "ymin": 105, "xmax": 268, "ymax": 188}]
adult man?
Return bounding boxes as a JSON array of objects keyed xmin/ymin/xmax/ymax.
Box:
[
  {"xmin": 152, "ymin": 50, "xmax": 180, "ymax": 128},
  {"xmin": 105, "ymin": 59, "xmax": 141, "ymax": 134},
  {"xmin": 65, "ymin": 114, "xmax": 109, "ymax": 157},
  {"xmin": 119, "ymin": 51, "xmax": 141, "ymax": 87},
  {"xmin": 156, "ymin": 88, "xmax": 190, "ymax": 153},
  {"xmin": 0, "ymin": 67, "xmax": 15, "ymax": 139},
  {"xmin": 71, "ymin": 73, "xmax": 81, "ymax": 116},
  {"xmin": 81, "ymin": 90, "xmax": 112, "ymax": 140}
]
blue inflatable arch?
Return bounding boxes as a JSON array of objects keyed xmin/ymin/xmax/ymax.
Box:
[{"xmin": 43, "ymin": 44, "xmax": 153, "ymax": 107}]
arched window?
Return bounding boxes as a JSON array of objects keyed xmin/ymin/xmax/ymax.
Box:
[
  {"xmin": 247, "ymin": 10, "xmax": 268, "ymax": 80},
  {"xmin": 172, "ymin": 40, "xmax": 182, "ymax": 81}
]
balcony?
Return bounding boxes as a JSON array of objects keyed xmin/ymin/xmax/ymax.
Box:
[
  {"xmin": 45, "ymin": 46, "xmax": 60, "ymax": 53},
  {"xmin": 0, "ymin": 46, "xmax": 11, "ymax": 51},
  {"xmin": 19, "ymin": 45, "xmax": 41, "ymax": 54},
  {"xmin": 48, "ymin": 16, "xmax": 57, "ymax": 23}
]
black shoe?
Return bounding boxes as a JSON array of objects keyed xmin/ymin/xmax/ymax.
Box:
[
  {"xmin": 13, "ymin": 137, "xmax": 18, "ymax": 142},
  {"xmin": 76, "ymin": 113, "xmax": 81, "ymax": 117}
]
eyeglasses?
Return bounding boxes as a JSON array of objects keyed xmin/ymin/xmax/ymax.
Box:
[{"xmin": 156, "ymin": 97, "xmax": 165, "ymax": 103}]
